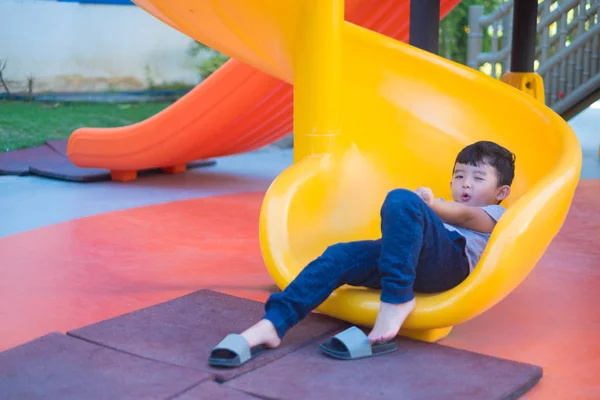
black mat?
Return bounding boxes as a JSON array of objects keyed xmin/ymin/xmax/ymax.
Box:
[
  {"xmin": 0, "ymin": 332, "xmax": 210, "ymax": 400},
  {"xmin": 173, "ymin": 381, "xmax": 259, "ymax": 400},
  {"xmin": 45, "ymin": 139, "xmax": 68, "ymax": 156},
  {"xmin": 68, "ymin": 290, "xmax": 349, "ymax": 382},
  {"xmin": 0, "ymin": 145, "xmax": 59, "ymax": 176},
  {"xmin": 1, "ymin": 290, "xmax": 544, "ymax": 399},
  {"xmin": 0, "ymin": 139, "xmax": 216, "ymax": 182},
  {"xmin": 225, "ymin": 328, "xmax": 543, "ymax": 400},
  {"xmin": 30, "ymin": 158, "xmax": 112, "ymax": 182}
]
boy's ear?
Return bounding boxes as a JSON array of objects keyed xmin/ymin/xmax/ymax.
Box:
[{"xmin": 496, "ymin": 185, "xmax": 511, "ymax": 201}]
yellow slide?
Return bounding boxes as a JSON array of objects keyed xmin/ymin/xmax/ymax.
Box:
[{"xmin": 134, "ymin": 0, "xmax": 582, "ymax": 341}]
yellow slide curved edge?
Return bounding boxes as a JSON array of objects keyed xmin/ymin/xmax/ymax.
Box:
[
  {"xmin": 133, "ymin": 0, "xmax": 582, "ymax": 340},
  {"xmin": 258, "ymin": 24, "xmax": 581, "ymax": 339}
]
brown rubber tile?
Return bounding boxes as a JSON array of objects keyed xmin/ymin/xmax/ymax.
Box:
[
  {"xmin": 225, "ymin": 334, "xmax": 542, "ymax": 400},
  {"xmin": 0, "ymin": 332, "xmax": 209, "ymax": 400},
  {"xmin": 68, "ymin": 290, "xmax": 348, "ymax": 382}
]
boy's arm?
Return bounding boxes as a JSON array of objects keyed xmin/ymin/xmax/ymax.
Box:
[{"xmin": 428, "ymin": 199, "xmax": 497, "ymax": 233}]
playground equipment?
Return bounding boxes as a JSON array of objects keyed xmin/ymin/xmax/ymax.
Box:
[
  {"xmin": 467, "ymin": 0, "xmax": 599, "ymax": 120},
  {"xmin": 85, "ymin": 0, "xmax": 582, "ymax": 341},
  {"xmin": 65, "ymin": 0, "xmax": 460, "ymax": 181}
]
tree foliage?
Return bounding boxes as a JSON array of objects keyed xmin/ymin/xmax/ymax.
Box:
[
  {"xmin": 187, "ymin": 41, "xmax": 229, "ymax": 80},
  {"xmin": 439, "ymin": 0, "xmax": 505, "ymax": 64}
]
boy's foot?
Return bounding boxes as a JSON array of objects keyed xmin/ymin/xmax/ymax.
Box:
[
  {"xmin": 240, "ymin": 319, "xmax": 282, "ymax": 349},
  {"xmin": 367, "ymin": 299, "xmax": 416, "ymax": 344}
]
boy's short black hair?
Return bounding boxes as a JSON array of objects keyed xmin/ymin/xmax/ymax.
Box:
[{"xmin": 454, "ymin": 141, "xmax": 516, "ymax": 186}]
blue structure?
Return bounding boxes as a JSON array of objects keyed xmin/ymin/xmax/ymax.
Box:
[{"xmin": 58, "ymin": 0, "xmax": 134, "ymax": 5}]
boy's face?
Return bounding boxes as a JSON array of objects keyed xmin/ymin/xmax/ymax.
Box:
[{"xmin": 450, "ymin": 161, "xmax": 511, "ymax": 206}]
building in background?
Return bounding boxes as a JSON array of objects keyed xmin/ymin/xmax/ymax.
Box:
[{"xmin": 0, "ymin": 0, "xmax": 201, "ymax": 92}]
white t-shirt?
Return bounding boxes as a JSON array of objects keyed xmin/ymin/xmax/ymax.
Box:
[{"xmin": 443, "ymin": 204, "xmax": 505, "ymax": 272}]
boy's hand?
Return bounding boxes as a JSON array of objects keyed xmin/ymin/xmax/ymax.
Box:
[{"xmin": 414, "ymin": 187, "xmax": 434, "ymax": 205}]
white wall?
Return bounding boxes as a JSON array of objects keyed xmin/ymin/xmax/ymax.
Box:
[{"xmin": 0, "ymin": 0, "xmax": 201, "ymax": 92}]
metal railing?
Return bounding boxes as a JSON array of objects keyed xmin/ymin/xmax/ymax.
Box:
[{"xmin": 467, "ymin": 0, "xmax": 599, "ymax": 115}]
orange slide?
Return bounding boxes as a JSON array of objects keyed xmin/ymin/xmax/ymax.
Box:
[{"xmin": 67, "ymin": 0, "xmax": 461, "ymax": 179}]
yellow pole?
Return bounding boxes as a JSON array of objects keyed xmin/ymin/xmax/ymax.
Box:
[{"xmin": 293, "ymin": 0, "xmax": 344, "ymax": 162}]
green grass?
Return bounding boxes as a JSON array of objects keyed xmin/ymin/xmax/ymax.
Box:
[{"xmin": 0, "ymin": 101, "xmax": 171, "ymax": 151}]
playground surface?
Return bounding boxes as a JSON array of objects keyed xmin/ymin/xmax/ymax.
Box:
[
  {"xmin": 1, "ymin": 0, "xmax": 598, "ymax": 395},
  {"xmin": 0, "ymin": 104, "xmax": 599, "ymax": 399}
]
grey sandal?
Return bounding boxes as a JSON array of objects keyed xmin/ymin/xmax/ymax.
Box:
[
  {"xmin": 208, "ymin": 334, "xmax": 267, "ymax": 368},
  {"xmin": 319, "ymin": 326, "xmax": 397, "ymax": 360}
]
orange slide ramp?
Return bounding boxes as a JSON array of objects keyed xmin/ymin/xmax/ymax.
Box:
[{"xmin": 66, "ymin": 0, "xmax": 461, "ymax": 177}]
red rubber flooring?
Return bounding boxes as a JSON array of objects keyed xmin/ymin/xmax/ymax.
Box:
[{"xmin": 0, "ymin": 180, "xmax": 598, "ymax": 399}]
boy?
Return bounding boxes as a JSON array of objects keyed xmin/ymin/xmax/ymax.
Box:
[{"xmin": 209, "ymin": 141, "xmax": 515, "ymax": 366}]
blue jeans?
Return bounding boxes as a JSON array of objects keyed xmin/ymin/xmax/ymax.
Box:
[{"xmin": 263, "ymin": 189, "xmax": 470, "ymax": 339}]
